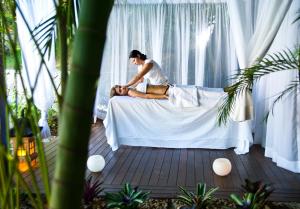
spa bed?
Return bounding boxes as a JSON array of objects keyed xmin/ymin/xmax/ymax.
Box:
[{"xmin": 103, "ymin": 87, "xmax": 253, "ymax": 154}]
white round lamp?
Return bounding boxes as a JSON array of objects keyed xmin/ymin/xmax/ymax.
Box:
[
  {"xmin": 212, "ymin": 158, "xmax": 232, "ymax": 176},
  {"xmin": 87, "ymin": 155, "xmax": 105, "ymax": 172}
]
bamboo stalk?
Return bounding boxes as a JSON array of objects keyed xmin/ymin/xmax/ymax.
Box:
[{"xmin": 49, "ymin": 0, "xmax": 113, "ymax": 208}]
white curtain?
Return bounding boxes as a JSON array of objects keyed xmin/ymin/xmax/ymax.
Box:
[
  {"xmin": 253, "ymin": 0, "xmax": 300, "ymax": 173},
  {"xmin": 227, "ymin": 0, "xmax": 292, "ymax": 68},
  {"xmin": 227, "ymin": 0, "xmax": 292, "ymax": 122},
  {"xmin": 228, "ymin": 0, "xmax": 300, "ymax": 172},
  {"xmin": 16, "ymin": 0, "xmax": 57, "ymax": 138},
  {"xmin": 115, "ymin": 0, "xmax": 226, "ymax": 4},
  {"xmin": 94, "ymin": 0, "xmax": 299, "ymax": 172},
  {"xmin": 95, "ymin": 1, "xmax": 237, "ymax": 115}
]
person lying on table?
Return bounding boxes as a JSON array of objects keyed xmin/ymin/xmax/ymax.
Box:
[
  {"xmin": 110, "ymin": 83, "xmax": 169, "ymax": 99},
  {"xmin": 110, "ymin": 82, "xmax": 202, "ymax": 108}
]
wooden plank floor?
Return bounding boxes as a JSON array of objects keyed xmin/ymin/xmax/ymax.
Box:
[{"xmin": 27, "ymin": 121, "xmax": 300, "ymax": 202}]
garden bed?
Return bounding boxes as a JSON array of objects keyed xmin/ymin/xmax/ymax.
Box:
[{"xmin": 91, "ymin": 198, "xmax": 300, "ymax": 209}]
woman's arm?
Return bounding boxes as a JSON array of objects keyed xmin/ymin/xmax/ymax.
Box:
[
  {"xmin": 125, "ymin": 62, "xmax": 153, "ymax": 87},
  {"xmin": 131, "ymin": 77, "xmax": 144, "ymax": 88},
  {"xmin": 128, "ymin": 89, "xmax": 168, "ymax": 99}
]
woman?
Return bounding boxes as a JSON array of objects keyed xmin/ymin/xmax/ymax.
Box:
[
  {"xmin": 124, "ymin": 50, "xmax": 168, "ymax": 88},
  {"xmin": 110, "ymin": 84, "xmax": 200, "ymax": 108},
  {"xmin": 110, "ymin": 84, "xmax": 169, "ymax": 99}
]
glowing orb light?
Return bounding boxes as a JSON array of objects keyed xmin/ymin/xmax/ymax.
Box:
[
  {"xmin": 212, "ymin": 158, "xmax": 232, "ymax": 176},
  {"xmin": 87, "ymin": 155, "xmax": 105, "ymax": 172}
]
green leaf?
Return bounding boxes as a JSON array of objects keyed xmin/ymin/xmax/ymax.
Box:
[
  {"xmin": 199, "ymin": 183, "xmax": 206, "ymax": 196},
  {"xmin": 133, "ymin": 199, "xmax": 144, "ymax": 204},
  {"xmin": 230, "ymin": 194, "xmax": 243, "ymax": 206},
  {"xmin": 203, "ymin": 187, "xmax": 218, "ymax": 201},
  {"xmin": 179, "ymin": 186, "xmax": 193, "ymax": 198},
  {"xmin": 177, "ymin": 195, "xmax": 193, "ymax": 206},
  {"xmin": 245, "ymin": 193, "xmax": 254, "ymax": 205},
  {"xmin": 131, "ymin": 191, "xmax": 142, "ymax": 199},
  {"xmin": 125, "ymin": 183, "xmax": 131, "ymax": 194}
]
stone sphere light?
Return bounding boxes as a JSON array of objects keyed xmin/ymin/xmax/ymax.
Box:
[
  {"xmin": 87, "ymin": 155, "xmax": 105, "ymax": 172},
  {"xmin": 212, "ymin": 158, "xmax": 232, "ymax": 176}
]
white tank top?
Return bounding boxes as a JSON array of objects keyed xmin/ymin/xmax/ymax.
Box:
[{"xmin": 138, "ymin": 59, "xmax": 168, "ymax": 85}]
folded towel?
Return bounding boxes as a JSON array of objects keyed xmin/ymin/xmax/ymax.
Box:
[
  {"xmin": 230, "ymin": 89, "xmax": 253, "ymax": 122},
  {"xmin": 135, "ymin": 82, "xmax": 147, "ymax": 93},
  {"xmin": 168, "ymin": 86, "xmax": 199, "ymax": 108}
]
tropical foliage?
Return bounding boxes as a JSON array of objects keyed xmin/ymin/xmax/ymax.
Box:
[
  {"xmin": 228, "ymin": 179, "xmax": 274, "ymax": 209},
  {"xmin": 29, "ymin": 0, "xmax": 79, "ymax": 103},
  {"xmin": 241, "ymin": 179, "xmax": 273, "ymax": 197},
  {"xmin": 229, "ymin": 193, "xmax": 267, "ymax": 209},
  {"xmin": 1, "ymin": 1, "xmax": 298, "ymax": 209},
  {"xmin": 0, "ymin": 1, "xmax": 50, "ymax": 208},
  {"xmin": 0, "ymin": 0, "xmax": 113, "ymax": 209},
  {"xmin": 105, "ymin": 183, "xmax": 150, "ymax": 209},
  {"xmin": 218, "ymin": 48, "xmax": 299, "ymax": 125},
  {"xmin": 177, "ymin": 183, "xmax": 218, "ymax": 209},
  {"xmin": 82, "ymin": 176, "xmax": 104, "ymax": 208},
  {"xmin": 217, "ymin": 10, "xmax": 300, "ymax": 125}
]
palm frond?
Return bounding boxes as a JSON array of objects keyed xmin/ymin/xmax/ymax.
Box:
[
  {"xmin": 292, "ymin": 9, "xmax": 300, "ymax": 24},
  {"xmin": 218, "ymin": 82, "xmax": 250, "ymax": 126},
  {"xmin": 267, "ymin": 80, "xmax": 299, "ymax": 120},
  {"xmin": 32, "ymin": 15, "xmax": 57, "ymax": 58},
  {"xmin": 15, "ymin": 2, "xmax": 60, "ymax": 104},
  {"xmin": 252, "ymin": 50, "xmax": 298, "ymax": 78},
  {"xmin": 218, "ymin": 48, "xmax": 299, "ymax": 125},
  {"xmin": 217, "ymin": 95, "xmax": 234, "ymax": 126}
]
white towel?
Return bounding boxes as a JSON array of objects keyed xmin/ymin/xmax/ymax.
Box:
[
  {"xmin": 168, "ymin": 86, "xmax": 199, "ymax": 108},
  {"xmin": 135, "ymin": 82, "xmax": 147, "ymax": 93},
  {"xmin": 230, "ymin": 89, "xmax": 253, "ymax": 122}
]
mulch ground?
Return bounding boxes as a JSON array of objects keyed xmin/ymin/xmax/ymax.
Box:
[{"xmin": 91, "ymin": 198, "xmax": 300, "ymax": 209}]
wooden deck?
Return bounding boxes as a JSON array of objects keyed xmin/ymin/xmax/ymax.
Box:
[{"xmin": 27, "ymin": 121, "xmax": 300, "ymax": 201}]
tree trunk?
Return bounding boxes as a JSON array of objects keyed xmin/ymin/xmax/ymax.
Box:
[
  {"xmin": 49, "ymin": 0, "xmax": 112, "ymax": 208},
  {"xmin": 0, "ymin": 22, "xmax": 7, "ymax": 148}
]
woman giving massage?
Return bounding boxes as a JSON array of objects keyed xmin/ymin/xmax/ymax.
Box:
[
  {"xmin": 123, "ymin": 50, "xmax": 169, "ymax": 88},
  {"xmin": 112, "ymin": 50, "xmax": 222, "ymax": 107}
]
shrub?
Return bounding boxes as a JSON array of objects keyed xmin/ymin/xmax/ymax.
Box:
[
  {"xmin": 177, "ymin": 183, "xmax": 218, "ymax": 209},
  {"xmin": 105, "ymin": 183, "xmax": 149, "ymax": 209}
]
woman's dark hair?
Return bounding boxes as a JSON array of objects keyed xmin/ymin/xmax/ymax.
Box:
[{"xmin": 129, "ymin": 50, "xmax": 147, "ymax": 60}]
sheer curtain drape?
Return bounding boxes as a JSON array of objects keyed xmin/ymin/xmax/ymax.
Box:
[
  {"xmin": 228, "ymin": 0, "xmax": 300, "ymax": 173},
  {"xmin": 253, "ymin": 0, "xmax": 300, "ymax": 173},
  {"xmin": 227, "ymin": 0, "xmax": 292, "ymax": 68},
  {"xmin": 94, "ymin": 0, "xmax": 299, "ymax": 172},
  {"xmin": 16, "ymin": 0, "xmax": 57, "ymax": 138},
  {"xmin": 227, "ymin": 0, "xmax": 292, "ymax": 122},
  {"xmin": 95, "ymin": 1, "xmax": 236, "ymax": 114}
]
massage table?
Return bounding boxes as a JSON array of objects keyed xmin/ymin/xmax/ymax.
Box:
[{"xmin": 103, "ymin": 87, "xmax": 253, "ymax": 154}]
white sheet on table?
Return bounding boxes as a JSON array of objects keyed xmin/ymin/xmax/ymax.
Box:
[
  {"xmin": 168, "ymin": 86, "xmax": 199, "ymax": 108},
  {"xmin": 104, "ymin": 87, "xmax": 253, "ymax": 154}
]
